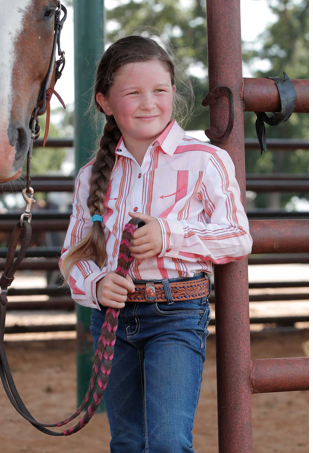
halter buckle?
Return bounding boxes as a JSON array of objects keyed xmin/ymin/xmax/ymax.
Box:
[{"xmin": 20, "ymin": 187, "xmax": 36, "ymax": 226}]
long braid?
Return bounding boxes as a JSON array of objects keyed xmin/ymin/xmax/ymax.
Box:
[
  {"xmin": 86, "ymin": 115, "xmax": 121, "ymax": 268},
  {"xmin": 60, "ymin": 116, "xmax": 121, "ymax": 280}
]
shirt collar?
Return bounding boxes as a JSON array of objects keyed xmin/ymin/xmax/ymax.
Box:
[
  {"xmin": 153, "ymin": 119, "xmax": 185, "ymax": 156},
  {"xmin": 114, "ymin": 119, "xmax": 185, "ymax": 159}
]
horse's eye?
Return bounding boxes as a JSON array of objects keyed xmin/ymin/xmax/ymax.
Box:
[{"xmin": 44, "ymin": 8, "xmax": 55, "ymax": 19}]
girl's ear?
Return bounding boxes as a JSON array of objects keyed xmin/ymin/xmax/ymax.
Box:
[
  {"xmin": 173, "ymin": 85, "xmax": 177, "ymax": 93},
  {"xmin": 96, "ymin": 92, "xmax": 113, "ymax": 116}
]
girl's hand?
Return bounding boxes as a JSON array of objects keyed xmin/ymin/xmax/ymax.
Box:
[
  {"xmin": 128, "ymin": 212, "xmax": 163, "ymax": 260},
  {"xmin": 96, "ymin": 272, "xmax": 135, "ymax": 309}
]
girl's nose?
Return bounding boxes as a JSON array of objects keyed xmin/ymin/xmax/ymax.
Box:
[{"xmin": 140, "ymin": 94, "xmax": 156, "ymax": 110}]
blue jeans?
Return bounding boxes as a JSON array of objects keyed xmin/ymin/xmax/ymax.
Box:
[{"xmin": 90, "ymin": 273, "xmax": 211, "ymax": 453}]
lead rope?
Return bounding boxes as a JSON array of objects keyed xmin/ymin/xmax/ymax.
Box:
[{"xmin": 0, "ymin": 217, "xmax": 144, "ymax": 435}]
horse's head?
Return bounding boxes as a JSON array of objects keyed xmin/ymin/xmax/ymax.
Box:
[{"xmin": 0, "ymin": 0, "xmax": 64, "ymax": 183}]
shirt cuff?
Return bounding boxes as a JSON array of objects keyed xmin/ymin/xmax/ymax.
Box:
[
  {"xmin": 156, "ymin": 218, "xmax": 184, "ymax": 258},
  {"xmin": 85, "ymin": 271, "xmax": 109, "ymax": 310}
]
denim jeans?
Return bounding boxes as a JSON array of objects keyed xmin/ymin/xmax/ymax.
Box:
[{"xmin": 90, "ymin": 273, "xmax": 211, "ymax": 453}]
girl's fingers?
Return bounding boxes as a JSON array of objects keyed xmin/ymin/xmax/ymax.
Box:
[
  {"xmin": 109, "ymin": 292, "xmax": 128, "ymax": 303},
  {"xmin": 113, "ymin": 273, "xmax": 135, "ymax": 292},
  {"xmin": 111, "ymin": 285, "xmax": 128, "ymax": 296},
  {"xmin": 130, "ymin": 234, "xmax": 149, "ymax": 246},
  {"xmin": 131, "ymin": 249, "xmax": 154, "ymax": 260},
  {"xmin": 129, "ymin": 242, "xmax": 151, "ymax": 254}
]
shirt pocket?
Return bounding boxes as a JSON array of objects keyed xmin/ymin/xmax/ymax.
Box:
[{"xmin": 148, "ymin": 168, "xmax": 201, "ymax": 218}]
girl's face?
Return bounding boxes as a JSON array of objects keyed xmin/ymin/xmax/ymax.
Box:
[{"xmin": 96, "ymin": 60, "xmax": 176, "ymax": 151}]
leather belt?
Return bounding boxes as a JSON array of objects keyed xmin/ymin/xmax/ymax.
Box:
[{"xmin": 127, "ymin": 277, "xmax": 210, "ymax": 303}]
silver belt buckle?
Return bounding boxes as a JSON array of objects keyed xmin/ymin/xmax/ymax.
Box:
[{"xmin": 145, "ymin": 282, "xmax": 156, "ymax": 302}]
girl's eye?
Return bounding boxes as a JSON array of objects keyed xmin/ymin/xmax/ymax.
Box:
[
  {"xmin": 156, "ymin": 89, "xmax": 165, "ymax": 93},
  {"xmin": 127, "ymin": 91, "xmax": 138, "ymax": 95}
]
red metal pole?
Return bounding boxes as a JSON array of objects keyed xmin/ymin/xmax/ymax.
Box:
[
  {"xmin": 206, "ymin": 1, "xmax": 253, "ymax": 452},
  {"xmin": 242, "ymin": 78, "xmax": 309, "ymax": 113},
  {"xmin": 250, "ymin": 358, "xmax": 309, "ymax": 393},
  {"xmin": 250, "ymin": 219, "xmax": 309, "ymax": 254}
]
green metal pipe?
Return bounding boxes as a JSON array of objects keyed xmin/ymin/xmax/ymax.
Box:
[{"xmin": 73, "ymin": 0, "xmax": 105, "ymax": 411}]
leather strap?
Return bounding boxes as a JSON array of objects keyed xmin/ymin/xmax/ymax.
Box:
[{"xmin": 255, "ymin": 72, "xmax": 297, "ymax": 154}]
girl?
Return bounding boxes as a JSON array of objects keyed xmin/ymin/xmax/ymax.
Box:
[{"xmin": 60, "ymin": 36, "xmax": 252, "ymax": 453}]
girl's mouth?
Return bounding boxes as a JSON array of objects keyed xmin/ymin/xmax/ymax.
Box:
[{"xmin": 136, "ymin": 116, "xmax": 158, "ymax": 121}]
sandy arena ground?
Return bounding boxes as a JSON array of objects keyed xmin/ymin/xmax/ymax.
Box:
[{"xmin": 0, "ymin": 328, "xmax": 309, "ymax": 453}]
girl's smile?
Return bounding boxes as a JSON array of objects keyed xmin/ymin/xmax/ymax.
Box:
[
  {"xmin": 96, "ymin": 60, "xmax": 176, "ymax": 160},
  {"xmin": 136, "ymin": 115, "xmax": 159, "ymax": 121}
]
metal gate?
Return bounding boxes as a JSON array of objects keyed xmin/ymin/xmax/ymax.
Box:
[{"xmin": 205, "ymin": 1, "xmax": 309, "ymax": 452}]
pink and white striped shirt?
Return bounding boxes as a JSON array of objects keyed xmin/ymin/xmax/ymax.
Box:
[{"xmin": 59, "ymin": 119, "xmax": 252, "ymax": 310}]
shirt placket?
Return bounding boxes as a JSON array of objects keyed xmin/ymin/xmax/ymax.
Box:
[{"xmin": 132, "ymin": 161, "xmax": 143, "ymax": 214}]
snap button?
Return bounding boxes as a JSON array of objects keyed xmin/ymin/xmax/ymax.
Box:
[
  {"xmin": 138, "ymin": 173, "xmax": 142, "ymax": 178},
  {"xmin": 145, "ymin": 283, "xmax": 156, "ymax": 302},
  {"xmin": 133, "ymin": 207, "xmax": 138, "ymax": 212},
  {"xmin": 166, "ymin": 248, "xmax": 171, "ymax": 253}
]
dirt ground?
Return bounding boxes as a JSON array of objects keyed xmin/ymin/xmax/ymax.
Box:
[{"xmin": 0, "ymin": 329, "xmax": 309, "ymax": 453}]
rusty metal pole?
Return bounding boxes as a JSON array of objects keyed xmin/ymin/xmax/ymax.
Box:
[
  {"xmin": 242, "ymin": 78, "xmax": 309, "ymax": 112},
  {"xmin": 205, "ymin": 1, "xmax": 252, "ymax": 452},
  {"xmin": 250, "ymin": 358, "xmax": 309, "ymax": 394}
]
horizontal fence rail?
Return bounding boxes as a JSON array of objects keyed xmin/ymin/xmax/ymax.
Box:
[
  {"xmin": 249, "ymin": 357, "xmax": 309, "ymax": 393},
  {"xmin": 4, "ymin": 294, "xmax": 309, "ymax": 311},
  {"xmin": 242, "ymin": 78, "xmax": 309, "ymax": 113},
  {"xmin": 1, "ymin": 174, "xmax": 309, "ymax": 193},
  {"xmin": 4, "ymin": 316, "xmax": 309, "ymax": 335},
  {"xmin": 6, "ymin": 280, "xmax": 309, "ymax": 297},
  {"xmin": 0, "ymin": 210, "xmax": 309, "ymax": 232},
  {"xmin": 250, "ymin": 219, "xmax": 309, "ymax": 254},
  {"xmin": 0, "ymin": 138, "xmax": 304, "ymax": 150},
  {"xmin": 0, "ymin": 219, "xmax": 309, "ymax": 257},
  {"xmin": 0, "ymin": 254, "xmax": 309, "ymax": 271}
]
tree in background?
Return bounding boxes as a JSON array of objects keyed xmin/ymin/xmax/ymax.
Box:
[
  {"xmin": 34, "ymin": 0, "xmax": 309, "ymax": 210},
  {"xmin": 242, "ymin": 0, "xmax": 308, "ymax": 208}
]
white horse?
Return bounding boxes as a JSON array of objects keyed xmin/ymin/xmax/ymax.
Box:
[{"xmin": 0, "ymin": 0, "xmax": 65, "ymax": 183}]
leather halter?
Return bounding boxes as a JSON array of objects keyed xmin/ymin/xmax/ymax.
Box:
[
  {"xmin": 36, "ymin": 1, "xmax": 67, "ymax": 147},
  {"xmin": 37, "ymin": 1, "xmax": 67, "ymax": 115}
]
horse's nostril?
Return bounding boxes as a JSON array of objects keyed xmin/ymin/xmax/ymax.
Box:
[
  {"xmin": 17, "ymin": 127, "xmax": 28, "ymax": 151},
  {"xmin": 7, "ymin": 121, "xmax": 31, "ymax": 166},
  {"xmin": 15, "ymin": 126, "xmax": 30, "ymax": 163}
]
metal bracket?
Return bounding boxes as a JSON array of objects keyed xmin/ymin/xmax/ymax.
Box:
[{"xmin": 202, "ymin": 86, "xmax": 235, "ymax": 143}]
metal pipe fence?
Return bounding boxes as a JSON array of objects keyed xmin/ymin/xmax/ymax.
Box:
[
  {"xmin": 0, "ymin": 174, "xmax": 309, "ymax": 193},
  {"xmin": 205, "ymin": 0, "xmax": 309, "ymax": 451}
]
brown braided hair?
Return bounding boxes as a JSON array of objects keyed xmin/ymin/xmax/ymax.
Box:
[{"xmin": 61, "ymin": 36, "xmax": 179, "ymax": 281}]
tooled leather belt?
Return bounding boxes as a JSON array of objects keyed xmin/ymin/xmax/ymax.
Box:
[{"xmin": 127, "ymin": 276, "xmax": 210, "ymax": 302}]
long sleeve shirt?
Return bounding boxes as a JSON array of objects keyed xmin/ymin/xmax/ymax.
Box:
[{"xmin": 59, "ymin": 119, "xmax": 253, "ymax": 310}]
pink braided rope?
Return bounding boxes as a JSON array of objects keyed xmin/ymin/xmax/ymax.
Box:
[{"xmin": 54, "ymin": 219, "xmax": 143, "ymax": 435}]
